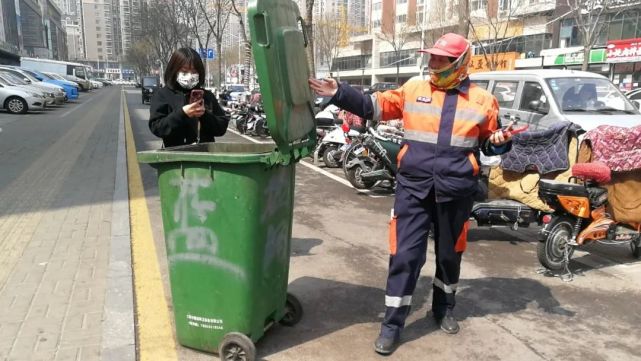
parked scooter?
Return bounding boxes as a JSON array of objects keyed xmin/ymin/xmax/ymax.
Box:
[
  {"xmin": 537, "ymin": 162, "xmax": 641, "ymax": 276},
  {"xmin": 343, "ymin": 124, "xmax": 402, "ymax": 189}
]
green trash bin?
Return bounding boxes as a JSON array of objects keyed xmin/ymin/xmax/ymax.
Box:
[{"xmin": 137, "ymin": 0, "xmax": 316, "ymax": 359}]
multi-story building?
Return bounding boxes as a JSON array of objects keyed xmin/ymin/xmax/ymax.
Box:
[
  {"xmin": 0, "ymin": 0, "xmax": 21, "ymax": 64},
  {"xmin": 66, "ymin": 23, "xmax": 84, "ymax": 60}
]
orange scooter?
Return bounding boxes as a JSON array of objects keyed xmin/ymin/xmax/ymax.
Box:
[{"xmin": 537, "ymin": 162, "xmax": 641, "ymax": 274}]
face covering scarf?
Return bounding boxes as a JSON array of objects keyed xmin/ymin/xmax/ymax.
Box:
[
  {"xmin": 177, "ymin": 72, "xmax": 200, "ymax": 89},
  {"xmin": 429, "ymin": 47, "xmax": 471, "ymax": 90}
]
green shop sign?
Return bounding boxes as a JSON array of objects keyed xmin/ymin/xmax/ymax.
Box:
[{"xmin": 554, "ymin": 49, "xmax": 606, "ymax": 65}]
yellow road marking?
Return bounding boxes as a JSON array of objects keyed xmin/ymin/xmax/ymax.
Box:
[{"xmin": 123, "ymin": 92, "xmax": 179, "ymax": 360}]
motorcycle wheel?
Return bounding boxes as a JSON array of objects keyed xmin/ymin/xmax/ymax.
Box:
[
  {"xmin": 345, "ymin": 156, "xmax": 377, "ymax": 189},
  {"xmin": 632, "ymin": 238, "xmax": 641, "ymax": 259},
  {"xmin": 236, "ymin": 117, "xmax": 248, "ymax": 134},
  {"xmin": 537, "ymin": 216, "xmax": 575, "ymax": 271},
  {"xmin": 256, "ymin": 119, "xmax": 269, "ymax": 138},
  {"xmin": 323, "ymin": 145, "xmax": 341, "ymax": 168}
]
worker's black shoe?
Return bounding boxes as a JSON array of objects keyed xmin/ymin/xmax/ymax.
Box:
[
  {"xmin": 374, "ymin": 334, "xmax": 400, "ymax": 355},
  {"xmin": 434, "ymin": 310, "xmax": 460, "ymax": 334}
]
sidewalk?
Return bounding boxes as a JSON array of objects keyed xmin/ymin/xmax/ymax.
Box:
[{"xmin": 0, "ymin": 88, "xmax": 135, "ymax": 361}]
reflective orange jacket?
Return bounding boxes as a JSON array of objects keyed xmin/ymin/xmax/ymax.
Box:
[{"xmin": 331, "ymin": 77, "xmax": 509, "ymax": 201}]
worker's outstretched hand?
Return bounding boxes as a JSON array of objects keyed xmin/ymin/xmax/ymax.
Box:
[{"xmin": 309, "ymin": 78, "xmax": 338, "ymax": 97}]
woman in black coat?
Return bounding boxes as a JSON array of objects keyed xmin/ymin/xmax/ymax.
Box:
[{"xmin": 149, "ymin": 48, "xmax": 229, "ymax": 147}]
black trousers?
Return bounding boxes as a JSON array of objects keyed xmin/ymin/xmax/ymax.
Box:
[{"xmin": 381, "ymin": 184, "xmax": 474, "ymax": 338}]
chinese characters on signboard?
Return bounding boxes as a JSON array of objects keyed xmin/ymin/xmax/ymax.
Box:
[
  {"xmin": 468, "ymin": 52, "xmax": 519, "ymax": 73},
  {"xmin": 606, "ymin": 38, "xmax": 641, "ymax": 63}
]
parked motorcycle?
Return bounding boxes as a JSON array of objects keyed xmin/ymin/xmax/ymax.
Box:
[
  {"xmin": 343, "ymin": 124, "xmax": 402, "ymax": 189},
  {"xmin": 537, "ymin": 162, "xmax": 641, "ymax": 275}
]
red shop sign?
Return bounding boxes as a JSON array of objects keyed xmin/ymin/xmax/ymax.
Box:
[{"xmin": 606, "ymin": 38, "xmax": 641, "ymax": 63}]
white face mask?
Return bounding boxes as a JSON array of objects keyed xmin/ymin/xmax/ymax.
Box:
[{"xmin": 176, "ymin": 72, "xmax": 199, "ymax": 89}]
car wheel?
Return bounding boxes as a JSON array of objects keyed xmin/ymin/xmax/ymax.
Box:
[{"xmin": 5, "ymin": 96, "xmax": 28, "ymax": 114}]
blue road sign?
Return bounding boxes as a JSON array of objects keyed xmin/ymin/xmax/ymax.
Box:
[{"xmin": 199, "ymin": 48, "xmax": 216, "ymax": 59}]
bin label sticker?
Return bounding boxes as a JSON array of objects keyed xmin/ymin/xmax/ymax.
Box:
[
  {"xmin": 167, "ymin": 176, "xmax": 246, "ymax": 280},
  {"xmin": 187, "ymin": 314, "xmax": 224, "ymax": 330},
  {"xmin": 261, "ymin": 169, "xmax": 290, "ymax": 272}
]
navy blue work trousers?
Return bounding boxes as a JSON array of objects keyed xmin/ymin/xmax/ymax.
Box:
[{"xmin": 381, "ymin": 183, "xmax": 474, "ymax": 338}]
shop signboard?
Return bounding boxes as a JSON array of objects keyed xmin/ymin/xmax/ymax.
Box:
[
  {"xmin": 468, "ymin": 52, "xmax": 519, "ymax": 73},
  {"xmin": 552, "ymin": 49, "xmax": 606, "ymax": 65},
  {"xmin": 606, "ymin": 38, "xmax": 641, "ymax": 63}
]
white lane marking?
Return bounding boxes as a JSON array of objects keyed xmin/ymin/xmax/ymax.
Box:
[
  {"xmin": 298, "ymin": 160, "xmax": 390, "ymax": 199},
  {"xmin": 227, "ymin": 128, "xmax": 273, "ymax": 144},
  {"xmin": 59, "ymin": 91, "xmax": 101, "ymax": 118}
]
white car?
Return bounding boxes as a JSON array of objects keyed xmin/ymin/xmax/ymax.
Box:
[
  {"xmin": 226, "ymin": 84, "xmax": 250, "ymax": 102},
  {"xmin": 0, "ymin": 67, "xmax": 66, "ymax": 105},
  {"xmin": 0, "ymin": 73, "xmax": 55, "ymax": 106},
  {"xmin": 470, "ymin": 70, "xmax": 641, "ymax": 132},
  {"xmin": 89, "ymin": 79, "xmax": 103, "ymax": 89},
  {"xmin": 0, "ymin": 76, "xmax": 45, "ymax": 114}
]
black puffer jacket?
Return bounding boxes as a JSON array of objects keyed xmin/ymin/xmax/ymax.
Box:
[{"xmin": 149, "ymin": 86, "xmax": 229, "ymax": 147}]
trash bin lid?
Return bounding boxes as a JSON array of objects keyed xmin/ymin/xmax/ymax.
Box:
[{"xmin": 248, "ymin": 0, "xmax": 316, "ymax": 162}]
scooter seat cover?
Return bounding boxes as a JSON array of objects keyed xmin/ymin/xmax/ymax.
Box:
[
  {"xmin": 581, "ymin": 124, "xmax": 641, "ymax": 172},
  {"xmin": 500, "ymin": 121, "xmax": 579, "ymax": 175},
  {"xmin": 539, "ymin": 179, "xmax": 588, "ymax": 197}
]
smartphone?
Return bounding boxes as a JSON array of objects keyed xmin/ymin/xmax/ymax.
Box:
[{"xmin": 189, "ymin": 89, "xmax": 204, "ymax": 104}]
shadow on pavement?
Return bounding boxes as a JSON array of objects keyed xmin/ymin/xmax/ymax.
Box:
[
  {"xmin": 291, "ymin": 238, "xmax": 323, "ymax": 257},
  {"xmin": 257, "ymin": 275, "xmax": 434, "ymax": 358},
  {"xmin": 403, "ymin": 276, "xmax": 574, "ymax": 345}
]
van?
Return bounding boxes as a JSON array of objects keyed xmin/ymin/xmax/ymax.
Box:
[{"xmin": 469, "ymin": 70, "xmax": 641, "ymax": 132}]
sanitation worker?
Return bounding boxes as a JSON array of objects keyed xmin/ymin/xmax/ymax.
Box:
[{"xmin": 309, "ymin": 33, "xmax": 513, "ymax": 355}]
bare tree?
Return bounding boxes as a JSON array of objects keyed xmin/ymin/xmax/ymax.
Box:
[
  {"xmin": 125, "ymin": 40, "xmax": 154, "ymax": 77},
  {"xmin": 305, "ymin": 0, "xmax": 316, "ymax": 77},
  {"xmin": 197, "ymin": 0, "xmax": 233, "ymax": 85},
  {"xmin": 230, "ymin": 0, "xmax": 252, "ymax": 88},
  {"xmin": 458, "ymin": 0, "xmax": 470, "ymax": 37},
  {"xmin": 418, "ymin": 0, "xmax": 459, "ymax": 48},
  {"xmin": 314, "ymin": 12, "xmax": 345, "ymax": 78},
  {"xmin": 467, "ymin": 0, "xmax": 522, "ymax": 71},
  {"xmin": 376, "ymin": 22, "xmax": 416, "ymax": 83},
  {"xmin": 566, "ymin": 0, "xmax": 617, "ymax": 71},
  {"xmin": 141, "ymin": 0, "xmax": 190, "ymax": 74}
]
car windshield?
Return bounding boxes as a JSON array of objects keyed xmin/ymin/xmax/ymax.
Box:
[
  {"xmin": 143, "ymin": 77, "xmax": 158, "ymax": 86},
  {"xmin": 0, "ymin": 71, "xmax": 27, "ymax": 85},
  {"xmin": 229, "ymin": 85, "xmax": 245, "ymax": 92},
  {"xmin": 546, "ymin": 77, "xmax": 639, "ymax": 115}
]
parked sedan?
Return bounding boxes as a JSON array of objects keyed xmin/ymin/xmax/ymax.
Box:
[
  {"xmin": 0, "ymin": 67, "xmax": 66, "ymax": 105},
  {"xmin": 0, "ymin": 73, "xmax": 55, "ymax": 106},
  {"xmin": 23, "ymin": 69, "xmax": 79, "ymax": 101},
  {"xmin": 0, "ymin": 76, "xmax": 45, "ymax": 114}
]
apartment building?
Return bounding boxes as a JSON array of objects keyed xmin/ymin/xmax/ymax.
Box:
[{"xmin": 330, "ymin": 0, "xmax": 640, "ymax": 89}]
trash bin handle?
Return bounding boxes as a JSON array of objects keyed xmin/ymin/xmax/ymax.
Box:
[
  {"xmin": 255, "ymin": 12, "xmax": 271, "ymax": 48},
  {"xmin": 298, "ymin": 17, "xmax": 308, "ymax": 47}
]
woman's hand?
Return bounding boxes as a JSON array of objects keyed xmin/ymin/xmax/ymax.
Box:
[
  {"xmin": 308, "ymin": 78, "xmax": 338, "ymax": 97},
  {"xmin": 182, "ymin": 100, "xmax": 205, "ymax": 118}
]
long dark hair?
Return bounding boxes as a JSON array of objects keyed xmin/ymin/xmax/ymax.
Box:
[{"xmin": 164, "ymin": 48, "xmax": 205, "ymax": 90}]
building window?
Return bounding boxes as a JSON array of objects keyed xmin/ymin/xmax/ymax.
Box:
[
  {"xmin": 373, "ymin": 2, "xmax": 382, "ymax": 10},
  {"xmin": 397, "ymin": 14, "xmax": 407, "ymax": 23},
  {"xmin": 331, "ymin": 54, "xmax": 372, "ymax": 71},
  {"xmin": 379, "ymin": 49, "xmax": 418, "ymax": 68},
  {"xmin": 397, "ymin": 0, "xmax": 407, "ymax": 4},
  {"xmin": 97, "ymin": 41, "xmax": 102, "ymax": 45},
  {"xmin": 471, "ymin": 0, "xmax": 487, "ymax": 11},
  {"xmin": 373, "ymin": 19, "xmax": 381, "ymax": 28}
]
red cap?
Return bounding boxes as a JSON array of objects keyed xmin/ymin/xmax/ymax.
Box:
[{"xmin": 419, "ymin": 33, "xmax": 470, "ymax": 58}]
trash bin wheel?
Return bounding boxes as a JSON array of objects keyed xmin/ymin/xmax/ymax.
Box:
[
  {"xmin": 279, "ymin": 293, "xmax": 303, "ymax": 327},
  {"xmin": 218, "ymin": 332, "xmax": 256, "ymax": 361}
]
